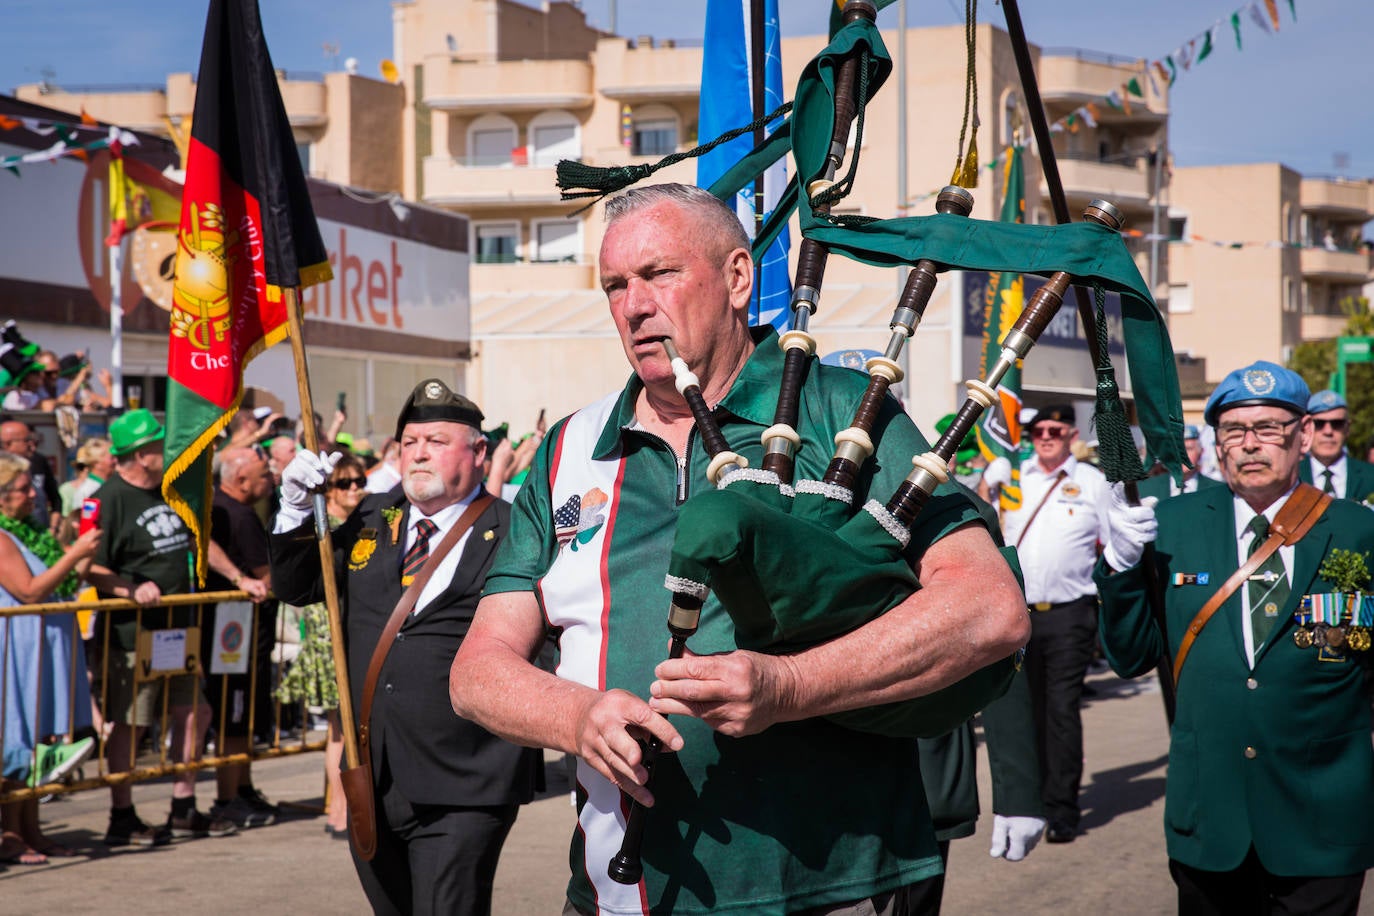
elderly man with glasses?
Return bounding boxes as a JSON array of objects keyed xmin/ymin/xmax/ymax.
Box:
[
  {"xmin": 1299, "ymin": 389, "xmax": 1374, "ymax": 504},
  {"xmin": 987, "ymin": 403, "xmax": 1114, "ymax": 845},
  {"xmin": 1097, "ymin": 361, "xmax": 1374, "ymax": 915},
  {"xmin": 0, "ymin": 420, "xmax": 60, "ymax": 533}
]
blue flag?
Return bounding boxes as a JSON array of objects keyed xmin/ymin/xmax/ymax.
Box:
[{"xmin": 696, "ymin": 0, "xmax": 791, "ymax": 330}]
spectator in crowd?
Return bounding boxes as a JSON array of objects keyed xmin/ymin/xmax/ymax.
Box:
[
  {"xmin": 84, "ymin": 409, "xmax": 244, "ymax": 846},
  {"xmin": 980, "ymin": 404, "xmax": 1113, "ymax": 845},
  {"xmin": 59, "ymin": 438, "xmax": 115, "ymax": 521},
  {"xmin": 450, "ymin": 183, "xmax": 1027, "ymax": 915},
  {"xmin": 1138, "ymin": 425, "xmax": 1224, "ymax": 501},
  {"xmin": 364, "ymin": 437, "xmax": 401, "ymax": 494},
  {"xmin": 32, "ymin": 351, "xmax": 91, "ymax": 412},
  {"xmin": 272, "ymin": 381, "xmax": 543, "ymax": 915},
  {"xmin": 0, "ymin": 346, "xmax": 52, "ymax": 412},
  {"xmin": 204, "ymin": 446, "xmax": 277, "ymax": 829},
  {"xmin": 266, "ymin": 434, "xmax": 298, "ymax": 489},
  {"xmin": 484, "ymin": 422, "xmax": 544, "ymax": 502},
  {"xmin": 1, "ymin": 420, "xmax": 60, "ymax": 534},
  {"xmin": 53, "ymin": 353, "xmax": 113, "ymax": 411},
  {"xmin": 1300, "ymin": 389, "xmax": 1374, "ymax": 503},
  {"xmin": 276, "ymin": 451, "xmax": 371, "ymax": 839},
  {"xmin": 0, "ymin": 451, "xmax": 101, "ymax": 864},
  {"xmin": 1098, "ymin": 361, "xmax": 1374, "ymax": 914},
  {"xmin": 227, "ymin": 408, "xmax": 283, "ymax": 451}
]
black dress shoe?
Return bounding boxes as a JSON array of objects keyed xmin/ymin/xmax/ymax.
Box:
[{"xmin": 1045, "ymin": 821, "xmax": 1077, "ymax": 844}]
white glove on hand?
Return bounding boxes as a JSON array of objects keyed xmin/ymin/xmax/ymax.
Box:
[
  {"xmin": 280, "ymin": 450, "xmax": 342, "ymax": 512},
  {"xmin": 1103, "ymin": 482, "xmax": 1159, "ymax": 571},
  {"xmin": 989, "ymin": 814, "xmax": 1046, "ymax": 862},
  {"xmin": 983, "ymin": 456, "xmax": 1012, "ymax": 490}
]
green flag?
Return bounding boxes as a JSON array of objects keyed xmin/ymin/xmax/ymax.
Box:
[
  {"xmin": 1198, "ymin": 29, "xmax": 1214, "ymax": 63},
  {"xmin": 975, "ymin": 146, "xmax": 1026, "ymax": 510}
]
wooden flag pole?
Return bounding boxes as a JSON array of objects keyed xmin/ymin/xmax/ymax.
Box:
[{"xmin": 283, "ymin": 286, "xmax": 362, "ymax": 770}]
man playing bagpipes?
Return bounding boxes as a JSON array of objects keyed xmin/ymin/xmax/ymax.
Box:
[{"xmin": 450, "ymin": 184, "xmax": 1030, "ymax": 916}]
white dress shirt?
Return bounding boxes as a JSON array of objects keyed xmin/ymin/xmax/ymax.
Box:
[
  {"xmin": 1308, "ymin": 454, "xmax": 1347, "ymax": 499},
  {"xmin": 1233, "ymin": 485, "xmax": 1296, "ymax": 668},
  {"xmin": 1001, "ymin": 454, "xmax": 1113, "ymax": 604},
  {"xmin": 404, "ymin": 485, "xmax": 484, "ymax": 615}
]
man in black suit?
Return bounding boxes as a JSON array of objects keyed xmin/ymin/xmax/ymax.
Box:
[
  {"xmin": 1299, "ymin": 389, "xmax": 1374, "ymax": 504},
  {"xmin": 270, "ymin": 379, "xmax": 542, "ymax": 916}
]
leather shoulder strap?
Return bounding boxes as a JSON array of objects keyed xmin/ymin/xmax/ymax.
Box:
[
  {"xmin": 356, "ymin": 495, "xmax": 495, "ymax": 747},
  {"xmin": 1014, "ymin": 470, "xmax": 1067, "ymax": 550},
  {"xmin": 1172, "ymin": 484, "xmax": 1332, "ymax": 686}
]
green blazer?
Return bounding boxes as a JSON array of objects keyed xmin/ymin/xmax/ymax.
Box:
[
  {"xmin": 1299, "ymin": 453, "xmax": 1374, "ymax": 503},
  {"xmin": 1136, "ymin": 471, "xmax": 1224, "ymax": 503},
  {"xmin": 1094, "ymin": 484, "xmax": 1374, "ymax": 876}
]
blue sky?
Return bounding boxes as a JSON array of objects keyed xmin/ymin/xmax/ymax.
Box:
[{"xmin": 2, "ymin": 0, "xmax": 1369, "ymax": 179}]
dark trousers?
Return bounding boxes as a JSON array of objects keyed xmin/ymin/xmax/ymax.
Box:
[
  {"xmin": 1171, "ymin": 849, "xmax": 1365, "ymax": 916},
  {"xmin": 353, "ymin": 756, "xmax": 519, "ymax": 916},
  {"xmin": 1024, "ymin": 595, "xmax": 1097, "ymax": 826}
]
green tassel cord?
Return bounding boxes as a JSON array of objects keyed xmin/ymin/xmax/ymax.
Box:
[{"xmin": 1090, "ymin": 284, "xmax": 1146, "ymax": 484}]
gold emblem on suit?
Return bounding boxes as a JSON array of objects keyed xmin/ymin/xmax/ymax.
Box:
[
  {"xmin": 349, "ymin": 530, "xmax": 378, "ymax": 571},
  {"xmin": 483, "ymin": 529, "xmax": 495, "ymax": 541}
]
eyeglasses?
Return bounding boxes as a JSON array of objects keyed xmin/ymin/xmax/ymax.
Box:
[
  {"xmin": 1030, "ymin": 426, "xmax": 1071, "ymax": 441},
  {"xmin": 1216, "ymin": 417, "xmax": 1301, "ymax": 447},
  {"xmin": 1312, "ymin": 418, "xmax": 1348, "ymax": 433},
  {"xmin": 332, "ymin": 477, "xmax": 367, "ymax": 490}
]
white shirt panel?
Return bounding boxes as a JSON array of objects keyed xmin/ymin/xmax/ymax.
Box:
[
  {"xmin": 1233, "ymin": 486, "xmax": 1296, "ymax": 669},
  {"xmin": 1001, "ymin": 455, "xmax": 1113, "ymax": 604},
  {"xmin": 406, "ymin": 485, "xmax": 484, "ymax": 615}
]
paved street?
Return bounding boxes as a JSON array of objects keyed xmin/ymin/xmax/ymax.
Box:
[{"xmin": 4, "ymin": 669, "xmax": 1371, "ymax": 914}]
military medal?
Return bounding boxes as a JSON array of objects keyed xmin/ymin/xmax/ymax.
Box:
[
  {"xmin": 349, "ymin": 529, "xmax": 378, "ymax": 571},
  {"xmin": 1347, "ymin": 627, "xmax": 1372, "ymax": 652},
  {"xmin": 1293, "ymin": 595, "xmax": 1314, "ymax": 648},
  {"xmin": 1327, "ymin": 624, "xmax": 1347, "ymax": 649},
  {"xmin": 1293, "ymin": 627, "xmax": 1314, "ymax": 649}
]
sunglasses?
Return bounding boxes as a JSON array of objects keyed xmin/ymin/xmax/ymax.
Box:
[
  {"xmin": 1030, "ymin": 426, "xmax": 1071, "ymax": 441},
  {"xmin": 332, "ymin": 477, "xmax": 367, "ymax": 490},
  {"xmin": 1312, "ymin": 418, "xmax": 1348, "ymax": 433}
]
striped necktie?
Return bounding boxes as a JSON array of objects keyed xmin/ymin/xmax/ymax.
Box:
[
  {"xmin": 402, "ymin": 518, "xmax": 438, "ymax": 586},
  {"xmin": 1321, "ymin": 468, "xmax": 1335, "ymax": 496},
  {"xmin": 1246, "ymin": 514, "xmax": 1288, "ymax": 649}
]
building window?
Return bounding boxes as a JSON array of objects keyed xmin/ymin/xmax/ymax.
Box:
[
  {"xmin": 296, "ymin": 141, "xmax": 313, "ymax": 176},
  {"xmin": 631, "ymin": 105, "xmax": 678, "ymax": 156},
  {"xmin": 533, "ymin": 219, "xmax": 580, "ymax": 263},
  {"xmin": 1284, "ymin": 278, "xmax": 1300, "ymax": 313},
  {"xmin": 474, "ymin": 222, "xmax": 519, "ymax": 264},
  {"xmin": 528, "ymin": 111, "xmax": 580, "ymax": 168},
  {"xmin": 1001, "ymin": 90, "xmax": 1023, "ymax": 147},
  {"xmin": 1167, "ymin": 212, "xmax": 1188, "ymax": 241},
  {"xmin": 1168, "ymin": 282, "xmax": 1192, "ymax": 314},
  {"xmin": 467, "ymin": 114, "xmax": 518, "ymax": 167}
]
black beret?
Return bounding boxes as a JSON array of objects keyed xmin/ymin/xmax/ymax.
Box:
[
  {"xmin": 395, "ymin": 378, "xmax": 484, "ymax": 440},
  {"xmin": 1028, "ymin": 403, "xmax": 1077, "ymax": 428}
]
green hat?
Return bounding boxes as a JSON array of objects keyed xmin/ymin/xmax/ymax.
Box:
[
  {"xmin": 2, "ymin": 321, "xmax": 39, "ymax": 359},
  {"xmin": 109, "ymin": 408, "xmax": 165, "ymax": 457},
  {"xmin": 0, "ymin": 343, "xmax": 41, "ymax": 389},
  {"xmin": 934, "ymin": 413, "xmax": 979, "ymax": 466},
  {"xmin": 395, "ymin": 378, "xmax": 484, "ymax": 440}
]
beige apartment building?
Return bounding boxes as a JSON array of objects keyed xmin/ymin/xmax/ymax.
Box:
[{"xmin": 22, "ymin": 0, "xmax": 1369, "ymax": 432}]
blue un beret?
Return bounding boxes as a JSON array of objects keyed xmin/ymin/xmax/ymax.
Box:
[
  {"xmin": 1204, "ymin": 360, "xmax": 1310, "ymax": 427},
  {"xmin": 1306, "ymin": 389, "xmax": 1347, "ymax": 414},
  {"xmin": 1182, "ymin": 424, "xmax": 1200, "ymax": 440}
]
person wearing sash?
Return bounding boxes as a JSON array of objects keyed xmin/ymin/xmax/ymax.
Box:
[
  {"xmin": 1097, "ymin": 361, "xmax": 1374, "ymax": 915},
  {"xmin": 1138, "ymin": 425, "xmax": 1224, "ymax": 501},
  {"xmin": 1299, "ymin": 389, "xmax": 1374, "ymax": 504},
  {"xmin": 270, "ymin": 382, "xmax": 542, "ymax": 916},
  {"xmin": 450, "ymin": 183, "xmax": 1029, "ymax": 915},
  {"xmin": 986, "ymin": 404, "xmax": 1113, "ymax": 844}
]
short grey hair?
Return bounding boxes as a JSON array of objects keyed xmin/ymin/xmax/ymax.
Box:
[{"xmin": 603, "ymin": 183, "xmax": 749, "ymax": 254}]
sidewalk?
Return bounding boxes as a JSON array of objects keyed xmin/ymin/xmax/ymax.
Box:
[{"xmin": 4, "ymin": 671, "xmax": 1370, "ymax": 914}]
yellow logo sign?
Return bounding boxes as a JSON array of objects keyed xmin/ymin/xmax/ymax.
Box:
[{"xmin": 171, "ymin": 201, "xmax": 237, "ymax": 351}]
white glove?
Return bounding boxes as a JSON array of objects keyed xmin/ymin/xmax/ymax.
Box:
[
  {"xmin": 280, "ymin": 450, "xmax": 342, "ymax": 512},
  {"xmin": 989, "ymin": 814, "xmax": 1046, "ymax": 861},
  {"xmin": 983, "ymin": 456, "xmax": 1012, "ymax": 490},
  {"xmin": 1103, "ymin": 482, "xmax": 1158, "ymax": 571}
]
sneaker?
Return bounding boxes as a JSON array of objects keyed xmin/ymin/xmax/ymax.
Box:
[
  {"xmin": 238, "ymin": 786, "xmax": 280, "ymax": 824},
  {"xmin": 28, "ymin": 737, "xmax": 95, "ymax": 788},
  {"xmin": 167, "ymin": 808, "xmax": 238, "ymax": 840},
  {"xmin": 104, "ymin": 812, "xmax": 172, "ymax": 848},
  {"xmin": 210, "ymin": 796, "xmax": 274, "ymax": 829}
]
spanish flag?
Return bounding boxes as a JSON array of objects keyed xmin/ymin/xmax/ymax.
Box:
[
  {"xmin": 105, "ymin": 152, "xmax": 181, "ymax": 247},
  {"xmin": 162, "ymin": 0, "xmax": 332, "ymax": 583}
]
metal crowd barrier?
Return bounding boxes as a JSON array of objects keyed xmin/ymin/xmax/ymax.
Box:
[{"xmin": 1, "ymin": 590, "xmax": 327, "ymax": 804}]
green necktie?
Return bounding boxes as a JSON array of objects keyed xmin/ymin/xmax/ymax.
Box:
[
  {"xmin": 1246, "ymin": 515, "xmax": 1289, "ymax": 649},
  {"xmin": 1321, "ymin": 468, "xmax": 1335, "ymax": 495}
]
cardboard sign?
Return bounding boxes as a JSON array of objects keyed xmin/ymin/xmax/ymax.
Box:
[{"xmin": 135, "ymin": 626, "xmax": 201, "ymax": 678}]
